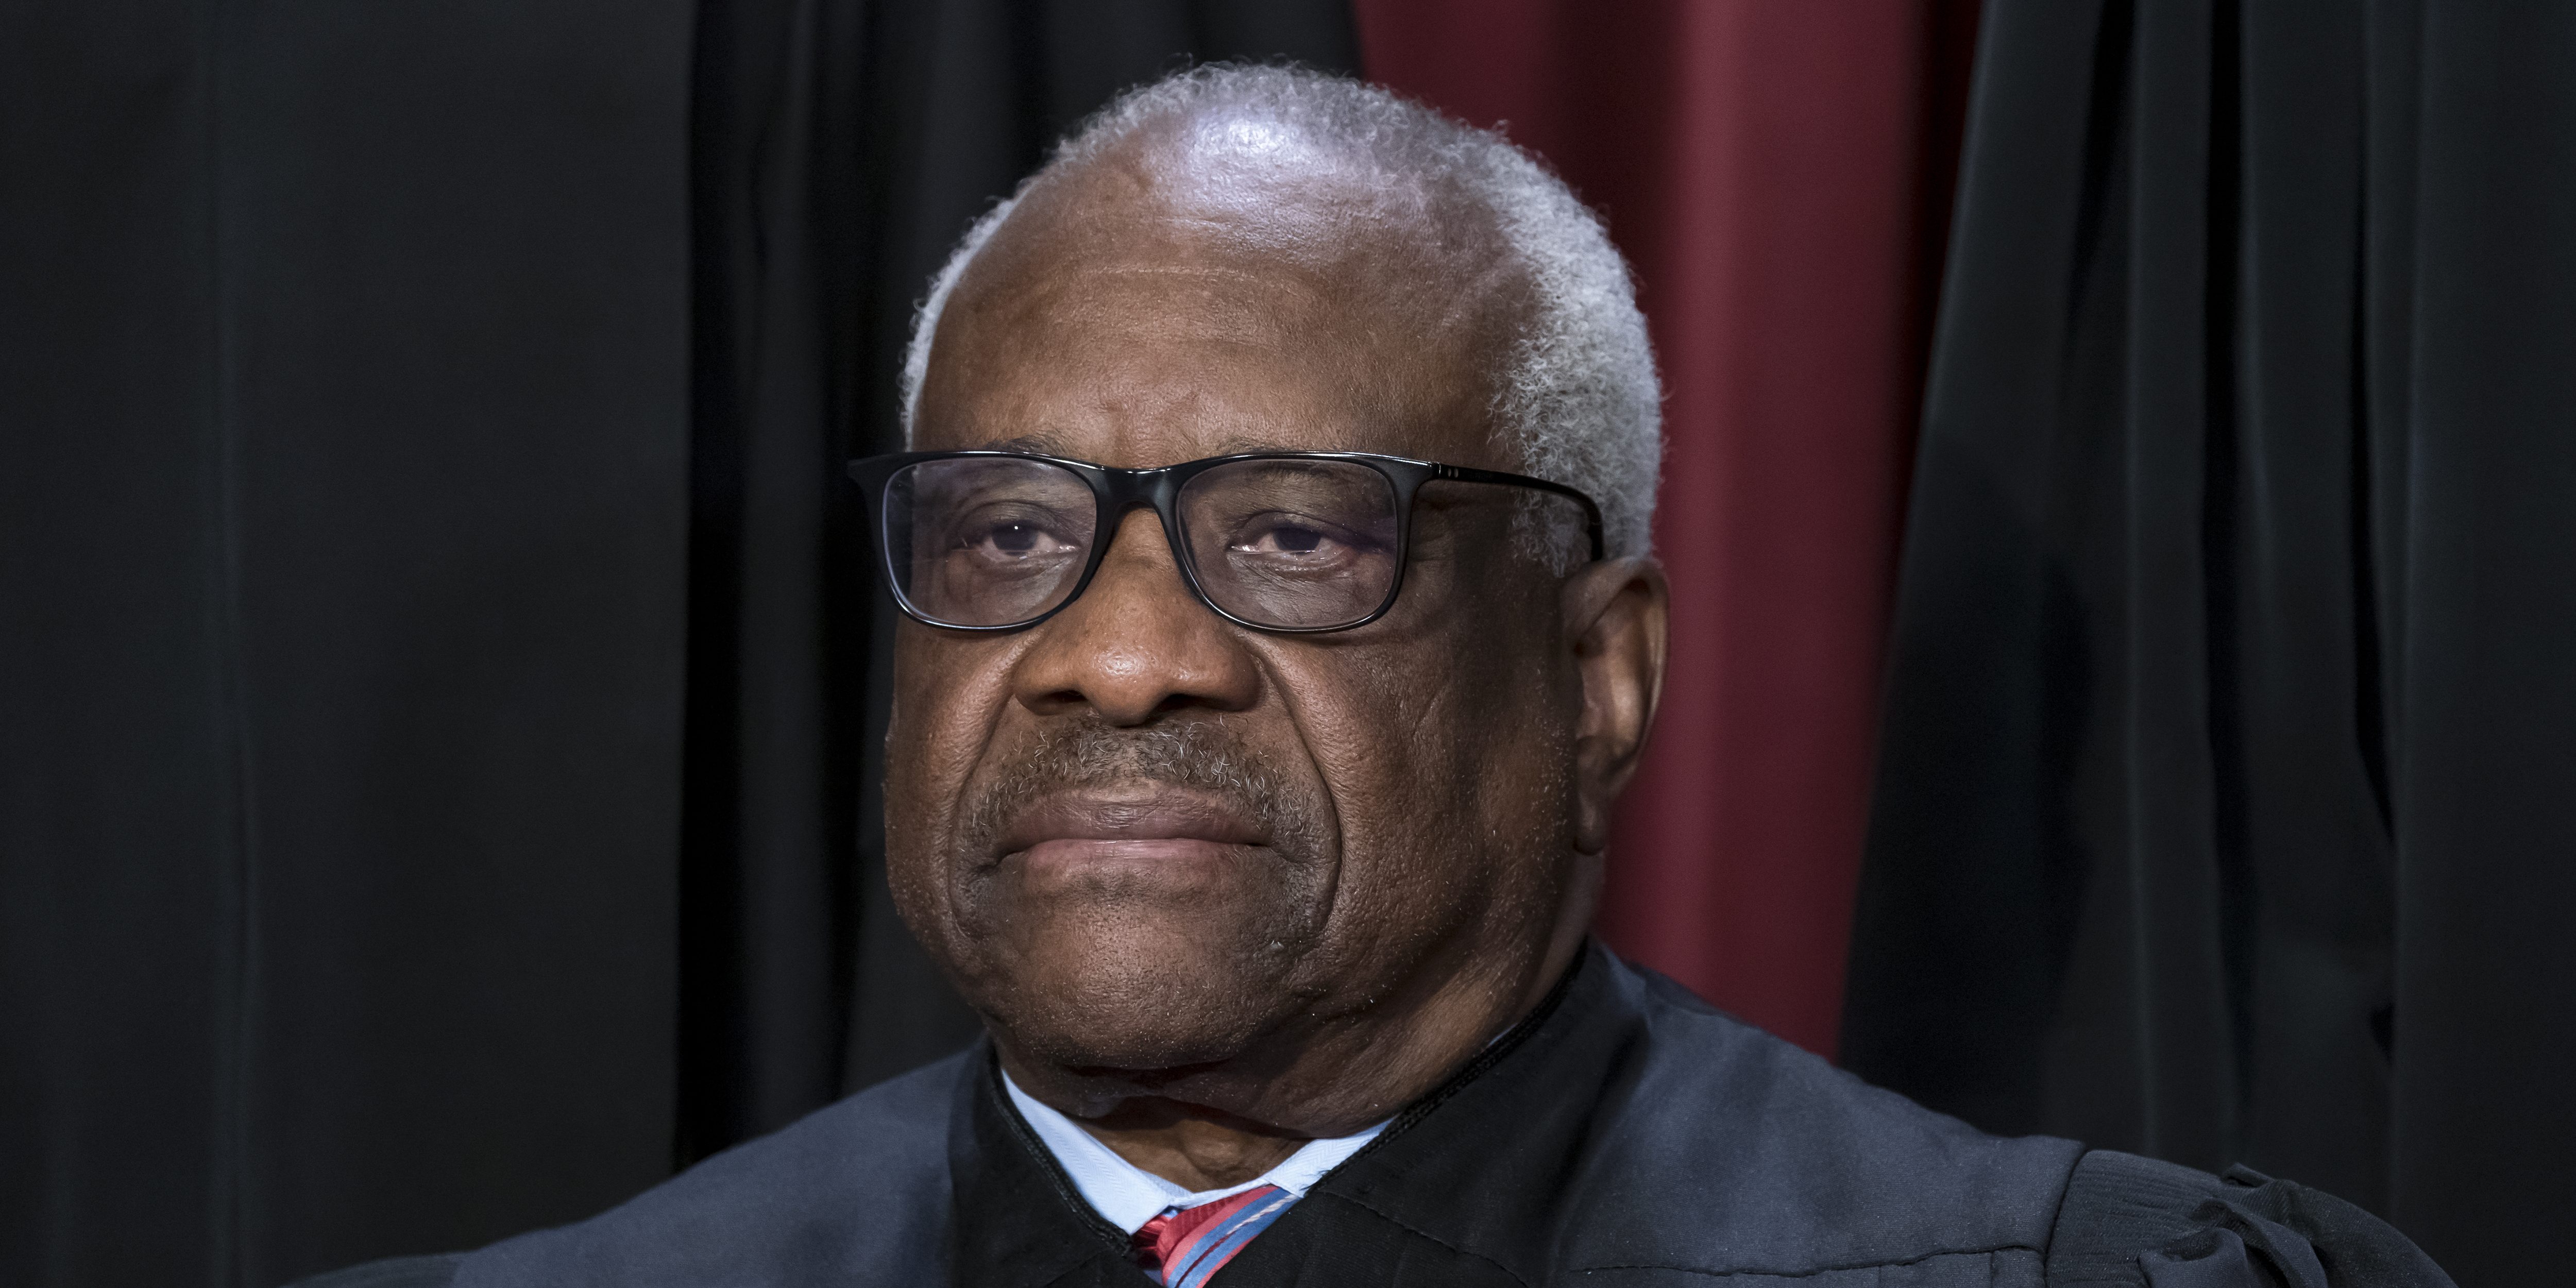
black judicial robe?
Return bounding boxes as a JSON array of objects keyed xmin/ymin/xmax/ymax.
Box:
[{"xmin": 301, "ymin": 945, "xmax": 2449, "ymax": 1287}]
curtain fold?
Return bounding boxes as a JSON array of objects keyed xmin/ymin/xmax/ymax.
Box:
[
  {"xmin": 1844, "ymin": 2, "xmax": 2576, "ymax": 1280},
  {"xmin": 2, "ymin": 3, "xmax": 698, "ymax": 1284}
]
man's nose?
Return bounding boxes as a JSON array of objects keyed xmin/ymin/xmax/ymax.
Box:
[{"xmin": 1007, "ymin": 507, "xmax": 1262, "ymax": 724}]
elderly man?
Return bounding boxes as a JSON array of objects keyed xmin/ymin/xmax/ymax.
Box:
[{"xmin": 307, "ymin": 66, "xmax": 2444, "ymax": 1288}]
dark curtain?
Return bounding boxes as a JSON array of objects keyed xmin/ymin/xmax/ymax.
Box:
[
  {"xmin": 1843, "ymin": 1, "xmax": 2576, "ymax": 1283},
  {"xmin": 0, "ymin": 3, "xmax": 1352, "ymax": 1286},
  {"xmin": 2, "ymin": 3, "xmax": 696, "ymax": 1285}
]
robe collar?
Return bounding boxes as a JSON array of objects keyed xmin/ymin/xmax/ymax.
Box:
[{"xmin": 945, "ymin": 943, "xmax": 1617, "ymax": 1287}]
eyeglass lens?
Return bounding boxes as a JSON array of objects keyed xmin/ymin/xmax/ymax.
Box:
[{"xmin": 882, "ymin": 456, "xmax": 1403, "ymax": 631}]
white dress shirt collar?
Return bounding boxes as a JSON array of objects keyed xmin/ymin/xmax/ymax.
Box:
[{"xmin": 1002, "ymin": 1072, "xmax": 1389, "ymax": 1235}]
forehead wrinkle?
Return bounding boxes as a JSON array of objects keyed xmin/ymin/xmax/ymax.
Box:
[
  {"xmin": 950, "ymin": 262, "xmax": 1319, "ymax": 369},
  {"xmin": 1065, "ymin": 260, "xmax": 1320, "ymax": 291},
  {"xmin": 944, "ymin": 245, "xmax": 1512, "ymax": 443},
  {"xmin": 938, "ymin": 274, "xmax": 1439, "ymax": 444}
]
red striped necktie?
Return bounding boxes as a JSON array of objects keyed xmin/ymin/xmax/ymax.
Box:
[{"xmin": 1130, "ymin": 1184, "xmax": 1295, "ymax": 1287}]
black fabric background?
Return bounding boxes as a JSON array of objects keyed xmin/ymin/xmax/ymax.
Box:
[
  {"xmin": 2, "ymin": 2, "xmax": 695, "ymax": 1283},
  {"xmin": 1843, "ymin": 2, "xmax": 2576, "ymax": 1283},
  {"xmin": 0, "ymin": 3, "xmax": 1353, "ymax": 1285}
]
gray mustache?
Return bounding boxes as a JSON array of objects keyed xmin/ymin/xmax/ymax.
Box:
[{"xmin": 961, "ymin": 717, "xmax": 1314, "ymax": 859}]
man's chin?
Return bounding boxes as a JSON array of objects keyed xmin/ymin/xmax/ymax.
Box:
[{"xmin": 976, "ymin": 923, "xmax": 1301, "ymax": 1075}]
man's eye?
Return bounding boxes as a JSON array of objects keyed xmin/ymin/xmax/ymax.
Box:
[
  {"xmin": 1245, "ymin": 523, "xmax": 1328, "ymax": 555},
  {"xmin": 984, "ymin": 522, "xmax": 1043, "ymax": 553},
  {"xmin": 956, "ymin": 517, "xmax": 1075, "ymax": 558},
  {"xmin": 1225, "ymin": 515, "xmax": 1389, "ymax": 571}
]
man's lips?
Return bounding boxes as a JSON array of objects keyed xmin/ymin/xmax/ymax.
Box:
[{"xmin": 994, "ymin": 788, "xmax": 1268, "ymax": 860}]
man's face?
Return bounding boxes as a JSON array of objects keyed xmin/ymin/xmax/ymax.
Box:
[{"xmin": 885, "ymin": 143, "xmax": 1597, "ymax": 1109}]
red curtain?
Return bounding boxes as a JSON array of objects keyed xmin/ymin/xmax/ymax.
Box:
[{"xmin": 1356, "ymin": 1, "xmax": 1980, "ymax": 1057}]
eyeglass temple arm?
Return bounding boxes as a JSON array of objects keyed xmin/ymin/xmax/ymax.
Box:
[{"xmin": 1429, "ymin": 463, "xmax": 1608, "ymax": 562}]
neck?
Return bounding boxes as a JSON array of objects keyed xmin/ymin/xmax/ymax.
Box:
[{"xmin": 998, "ymin": 918, "xmax": 1590, "ymax": 1191}]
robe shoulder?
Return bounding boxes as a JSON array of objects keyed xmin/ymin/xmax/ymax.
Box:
[
  {"xmin": 285, "ymin": 1050, "xmax": 968, "ymax": 1288},
  {"xmin": 1545, "ymin": 961, "xmax": 2089, "ymax": 1282},
  {"xmin": 1555, "ymin": 964, "xmax": 2448, "ymax": 1286},
  {"xmin": 2046, "ymin": 1149, "xmax": 2455, "ymax": 1287}
]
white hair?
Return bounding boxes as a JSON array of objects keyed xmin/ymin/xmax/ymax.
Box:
[{"xmin": 899, "ymin": 64, "xmax": 1662, "ymax": 563}]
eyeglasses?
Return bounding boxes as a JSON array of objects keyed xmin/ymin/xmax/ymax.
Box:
[{"xmin": 847, "ymin": 450, "xmax": 1604, "ymax": 634}]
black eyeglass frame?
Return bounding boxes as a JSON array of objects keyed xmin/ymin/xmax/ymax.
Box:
[{"xmin": 846, "ymin": 449, "xmax": 1607, "ymax": 635}]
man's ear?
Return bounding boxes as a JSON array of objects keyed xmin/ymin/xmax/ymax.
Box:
[{"xmin": 1561, "ymin": 556, "xmax": 1668, "ymax": 855}]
